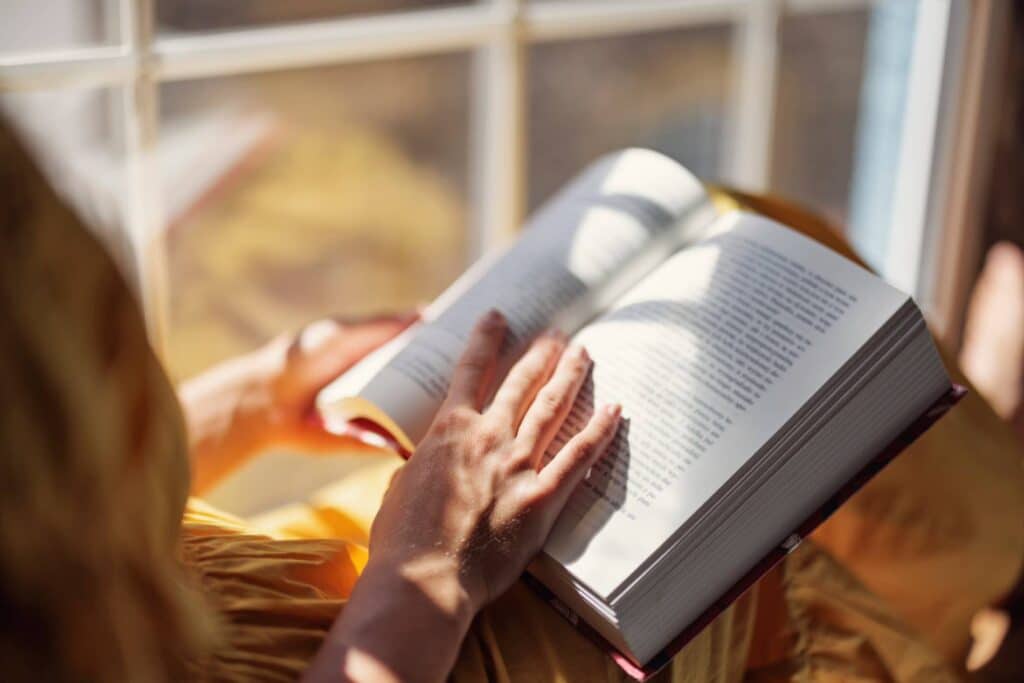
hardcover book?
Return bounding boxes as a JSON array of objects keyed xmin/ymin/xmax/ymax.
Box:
[{"xmin": 316, "ymin": 149, "xmax": 959, "ymax": 679}]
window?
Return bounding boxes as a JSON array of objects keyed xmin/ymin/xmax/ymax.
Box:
[{"xmin": 0, "ymin": 0, "xmax": 990, "ymax": 378}]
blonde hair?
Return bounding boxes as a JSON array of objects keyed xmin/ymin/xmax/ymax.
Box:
[{"xmin": 0, "ymin": 119, "xmax": 213, "ymax": 680}]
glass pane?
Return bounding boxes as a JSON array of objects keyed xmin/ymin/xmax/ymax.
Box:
[
  {"xmin": 0, "ymin": 1, "xmax": 117, "ymax": 55},
  {"xmin": 1, "ymin": 87, "xmax": 132, "ymax": 276},
  {"xmin": 527, "ymin": 26, "xmax": 732, "ymax": 210},
  {"xmin": 770, "ymin": 8, "xmax": 871, "ymax": 228},
  {"xmin": 846, "ymin": 1, "xmax": 920, "ymax": 273},
  {"xmin": 161, "ymin": 55, "xmax": 470, "ymax": 381},
  {"xmin": 156, "ymin": 0, "xmax": 465, "ymax": 34}
]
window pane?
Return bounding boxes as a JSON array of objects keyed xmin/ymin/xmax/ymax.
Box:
[
  {"xmin": 770, "ymin": 8, "xmax": 871, "ymax": 227},
  {"xmin": 156, "ymin": 0, "xmax": 465, "ymax": 34},
  {"xmin": 161, "ymin": 56, "xmax": 470, "ymax": 380},
  {"xmin": 0, "ymin": 1, "xmax": 116, "ymax": 55},
  {"xmin": 527, "ymin": 26, "xmax": 732, "ymax": 210}
]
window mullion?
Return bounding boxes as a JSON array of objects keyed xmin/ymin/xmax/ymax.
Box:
[
  {"xmin": 120, "ymin": 0, "xmax": 168, "ymax": 356},
  {"xmin": 525, "ymin": 0, "xmax": 744, "ymax": 43},
  {"xmin": 724, "ymin": 0, "xmax": 781, "ymax": 191},
  {"xmin": 469, "ymin": 0, "xmax": 526, "ymax": 261},
  {"xmin": 0, "ymin": 46, "xmax": 131, "ymax": 91}
]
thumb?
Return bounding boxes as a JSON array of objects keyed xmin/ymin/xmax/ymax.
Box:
[{"xmin": 285, "ymin": 312, "xmax": 420, "ymax": 400}]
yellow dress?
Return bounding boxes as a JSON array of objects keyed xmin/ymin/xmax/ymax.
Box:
[{"xmin": 2, "ymin": 118, "xmax": 1022, "ymax": 682}]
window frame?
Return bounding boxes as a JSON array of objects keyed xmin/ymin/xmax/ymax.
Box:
[{"xmin": 0, "ymin": 0, "xmax": 979, "ymax": 357}]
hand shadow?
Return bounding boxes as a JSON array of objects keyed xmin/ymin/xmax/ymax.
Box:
[{"xmin": 546, "ymin": 372, "xmax": 633, "ymax": 564}]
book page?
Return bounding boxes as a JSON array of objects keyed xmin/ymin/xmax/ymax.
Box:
[
  {"xmin": 543, "ymin": 211, "xmax": 910, "ymax": 598},
  {"xmin": 317, "ymin": 149, "xmax": 714, "ymax": 443}
]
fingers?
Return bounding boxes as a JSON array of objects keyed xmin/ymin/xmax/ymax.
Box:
[
  {"xmin": 488, "ymin": 330, "xmax": 566, "ymax": 427},
  {"xmin": 446, "ymin": 310, "xmax": 507, "ymax": 410},
  {"xmin": 536, "ymin": 403, "xmax": 621, "ymax": 506},
  {"xmin": 287, "ymin": 311, "xmax": 420, "ymax": 386},
  {"xmin": 515, "ymin": 344, "xmax": 592, "ymax": 465},
  {"xmin": 274, "ymin": 312, "xmax": 420, "ymax": 411}
]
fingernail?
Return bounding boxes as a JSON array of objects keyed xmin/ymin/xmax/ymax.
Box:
[
  {"xmin": 570, "ymin": 344, "xmax": 590, "ymax": 362},
  {"xmin": 543, "ymin": 327, "xmax": 568, "ymax": 342},
  {"xmin": 299, "ymin": 319, "xmax": 342, "ymax": 354},
  {"xmin": 483, "ymin": 309, "xmax": 505, "ymax": 327},
  {"xmin": 603, "ymin": 403, "xmax": 622, "ymax": 419}
]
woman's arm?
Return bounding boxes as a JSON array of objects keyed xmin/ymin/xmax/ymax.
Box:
[
  {"xmin": 179, "ymin": 314, "xmax": 417, "ymax": 494},
  {"xmin": 305, "ymin": 311, "xmax": 621, "ymax": 682}
]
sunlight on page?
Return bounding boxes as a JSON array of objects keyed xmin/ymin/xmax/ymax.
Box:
[
  {"xmin": 317, "ymin": 149, "xmax": 711, "ymax": 445},
  {"xmin": 566, "ymin": 207, "xmax": 650, "ymax": 284},
  {"xmin": 543, "ymin": 243, "xmax": 721, "ymax": 576},
  {"xmin": 544, "ymin": 213, "xmax": 907, "ymax": 598},
  {"xmin": 599, "ymin": 148, "xmax": 702, "ymax": 216}
]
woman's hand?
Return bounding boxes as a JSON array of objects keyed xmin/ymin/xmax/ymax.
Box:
[
  {"xmin": 307, "ymin": 311, "xmax": 621, "ymax": 682},
  {"xmin": 180, "ymin": 312, "xmax": 418, "ymax": 494},
  {"xmin": 371, "ymin": 309, "xmax": 622, "ymax": 609}
]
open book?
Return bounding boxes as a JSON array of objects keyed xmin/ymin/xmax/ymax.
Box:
[{"xmin": 316, "ymin": 149, "xmax": 959, "ymax": 679}]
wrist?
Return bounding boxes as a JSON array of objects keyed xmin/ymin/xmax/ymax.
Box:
[
  {"xmin": 314, "ymin": 554, "xmax": 476, "ymax": 682},
  {"xmin": 363, "ymin": 551, "xmax": 478, "ymax": 629},
  {"xmin": 179, "ymin": 357, "xmax": 274, "ymax": 493}
]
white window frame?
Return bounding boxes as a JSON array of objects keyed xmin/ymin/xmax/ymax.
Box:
[{"xmin": 0, "ymin": 0, "xmax": 982, "ymax": 358}]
